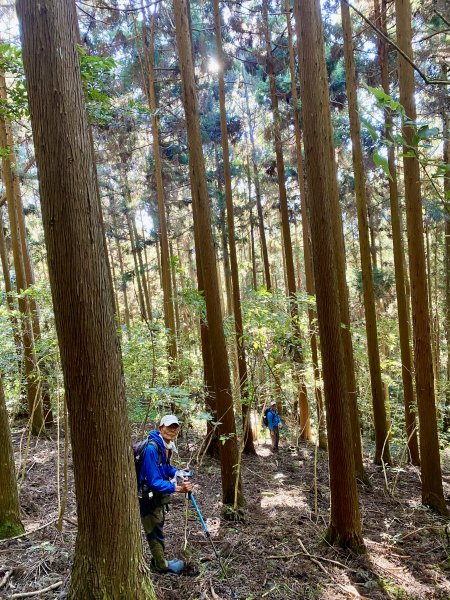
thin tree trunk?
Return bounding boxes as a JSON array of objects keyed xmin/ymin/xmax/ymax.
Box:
[
  {"xmin": 132, "ymin": 216, "xmax": 153, "ymax": 321},
  {"xmin": 111, "ymin": 200, "xmax": 131, "ymax": 329},
  {"xmin": 169, "ymin": 241, "xmax": 181, "ymax": 340},
  {"xmin": 248, "ymin": 176, "xmax": 258, "ymax": 291},
  {"xmin": 243, "ymin": 68, "xmax": 272, "ymax": 290},
  {"xmin": 126, "ymin": 207, "xmax": 147, "ymax": 321},
  {"xmin": 340, "ymin": 0, "xmax": 390, "ymax": 464},
  {"xmin": 0, "ymin": 371, "xmax": 24, "ymax": 539},
  {"xmin": 0, "ymin": 208, "xmax": 21, "ymax": 351},
  {"xmin": 108, "ymin": 242, "xmax": 120, "ymax": 324},
  {"xmin": 17, "ymin": 0, "xmax": 156, "ymax": 595},
  {"xmin": 0, "ymin": 74, "xmax": 44, "ymax": 435},
  {"xmin": 217, "ymin": 168, "xmax": 233, "ymax": 317},
  {"xmin": 142, "ymin": 13, "xmax": 178, "ymax": 378},
  {"xmin": 375, "ymin": 0, "xmax": 419, "ymax": 464},
  {"xmin": 12, "ymin": 162, "xmax": 53, "ymax": 424},
  {"xmin": 174, "ymin": 0, "xmax": 243, "ymax": 508},
  {"xmin": 213, "ymin": 0, "xmax": 255, "ymax": 455},
  {"xmin": 395, "ymin": 0, "xmax": 447, "ymax": 515},
  {"xmin": 295, "ymin": 0, "xmax": 364, "ymax": 550}
]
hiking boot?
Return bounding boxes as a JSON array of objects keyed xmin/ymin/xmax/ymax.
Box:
[
  {"xmin": 166, "ymin": 559, "xmax": 185, "ymax": 574},
  {"xmin": 150, "ymin": 557, "xmax": 185, "ymax": 575}
]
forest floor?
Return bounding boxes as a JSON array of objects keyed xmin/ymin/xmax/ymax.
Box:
[{"xmin": 1, "ymin": 426, "xmax": 449, "ymax": 600}]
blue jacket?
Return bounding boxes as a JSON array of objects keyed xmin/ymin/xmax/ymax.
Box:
[
  {"xmin": 267, "ymin": 408, "xmax": 281, "ymax": 431},
  {"xmin": 141, "ymin": 430, "xmax": 177, "ymax": 495}
]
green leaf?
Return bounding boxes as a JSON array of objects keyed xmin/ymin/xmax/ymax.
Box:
[
  {"xmin": 373, "ymin": 148, "xmax": 392, "ymax": 180},
  {"xmin": 365, "ymin": 84, "xmax": 391, "ymax": 104},
  {"xmin": 360, "ymin": 116, "xmax": 377, "ymax": 141},
  {"xmin": 416, "ymin": 126, "xmax": 439, "ymax": 140}
]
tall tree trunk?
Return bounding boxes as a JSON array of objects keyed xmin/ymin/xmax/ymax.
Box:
[
  {"xmin": 126, "ymin": 206, "xmax": 147, "ymax": 321},
  {"xmin": 0, "ymin": 371, "xmax": 24, "ymax": 539},
  {"xmin": 213, "ymin": 0, "xmax": 255, "ymax": 455},
  {"xmin": 286, "ymin": 0, "xmax": 326, "ymax": 449},
  {"xmin": 141, "ymin": 13, "xmax": 178, "ymax": 379},
  {"xmin": 263, "ymin": 0, "xmax": 310, "ymax": 441},
  {"xmin": 295, "ymin": 2, "xmax": 366, "ymax": 479},
  {"xmin": 395, "ymin": 0, "xmax": 447, "ymax": 515},
  {"xmin": 340, "ymin": 0, "xmax": 390, "ymax": 464},
  {"xmin": 174, "ymin": 0, "xmax": 243, "ymax": 508},
  {"xmin": 12, "ymin": 162, "xmax": 53, "ymax": 424},
  {"xmin": 111, "ymin": 199, "xmax": 131, "ymax": 329},
  {"xmin": 217, "ymin": 164, "xmax": 233, "ymax": 317},
  {"xmin": 16, "ymin": 1, "xmax": 156, "ymax": 596},
  {"xmin": 169, "ymin": 241, "xmax": 181, "ymax": 340},
  {"xmin": 0, "ymin": 208, "xmax": 21, "ymax": 351},
  {"xmin": 294, "ymin": 0, "xmax": 364, "ymax": 550},
  {"xmin": 192, "ymin": 213, "xmax": 219, "ymax": 459},
  {"xmin": 425, "ymin": 226, "xmax": 437, "ymax": 382},
  {"xmin": 374, "ymin": 0, "xmax": 419, "ymax": 463},
  {"xmin": 132, "ymin": 216, "xmax": 153, "ymax": 321},
  {"xmin": 247, "ymin": 164, "xmax": 258, "ymax": 291},
  {"xmin": 0, "ymin": 74, "xmax": 44, "ymax": 435},
  {"xmin": 443, "ymin": 77, "xmax": 450, "ymax": 433},
  {"xmin": 243, "ymin": 68, "xmax": 272, "ymax": 290}
]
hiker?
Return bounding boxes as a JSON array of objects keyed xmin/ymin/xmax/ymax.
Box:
[
  {"xmin": 138, "ymin": 414, "xmax": 192, "ymax": 574},
  {"xmin": 267, "ymin": 400, "xmax": 281, "ymax": 452}
]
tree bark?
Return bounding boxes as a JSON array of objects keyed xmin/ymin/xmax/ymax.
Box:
[
  {"xmin": 294, "ymin": 0, "xmax": 364, "ymax": 550},
  {"xmin": 293, "ymin": 0, "xmax": 366, "ymax": 481},
  {"xmin": 340, "ymin": 0, "xmax": 390, "ymax": 464},
  {"xmin": 0, "ymin": 371, "xmax": 24, "ymax": 539},
  {"xmin": 174, "ymin": 0, "xmax": 243, "ymax": 508},
  {"xmin": 16, "ymin": 1, "xmax": 156, "ymax": 595},
  {"xmin": 443, "ymin": 75, "xmax": 450, "ymax": 433},
  {"xmin": 286, "ymin": 0, "xmax": 326, "ymax": 449},
  {"xmin": 395, "ymin": 0, "xmax": 447, "ymax": 515},
  {"xmin": 0, "ymin": 208, "xmax": 21, "ymax": 351}
]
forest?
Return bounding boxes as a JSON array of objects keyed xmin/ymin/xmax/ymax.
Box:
[{"xmin": 0, "ymin": 0, "xmax": 449, "ymax": 598}]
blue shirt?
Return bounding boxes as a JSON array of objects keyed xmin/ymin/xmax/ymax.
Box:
[
  {"xmin": 141, "ymin": 430, "xmax": 177, "ymax": 494},
  {"xmin": 267, "ymin": 408, "xmax": 281, "ymax": 431}
]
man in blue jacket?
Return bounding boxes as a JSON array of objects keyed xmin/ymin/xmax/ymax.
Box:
[
  {"xmin": 267, "ymin": 400, "xmax": 281, "ymax": 452},
  {"xmin": 139, "ymin": 414, "xmax": 192, "ymax": 574}
]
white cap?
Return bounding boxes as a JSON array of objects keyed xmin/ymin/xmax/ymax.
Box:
[
  {"xmin": 270, "ymin": 400, "xmax": 277, "ymax": 406},
  {"xmin": 159, "ymin": 414, "xmax": 180, "ymax": 427}
]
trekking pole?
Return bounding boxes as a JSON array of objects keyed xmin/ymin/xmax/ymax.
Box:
[{"xmin": 188, "ymin": 492, "xmax": 227, "ymax": 575}]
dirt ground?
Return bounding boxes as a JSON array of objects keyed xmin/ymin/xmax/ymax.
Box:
[{"xmin": 1, "ymin": 426, "xmax": 449, "ymax": 600}]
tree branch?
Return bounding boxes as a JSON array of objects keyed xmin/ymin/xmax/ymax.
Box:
[
  {"xmin": 434, "ymin": 9, "xmax": 450, "ymax": 28},
  {"xmin": 343, "ymin": 0, "xmax": 450, "ymax": 85}
]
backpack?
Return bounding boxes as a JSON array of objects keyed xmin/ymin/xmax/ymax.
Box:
[
  {"xmin": 133, "ymin": 437, "xmax": 162, "ymax": 489},
  {"xmin": 262, "ymin": 407, "xmax": 271, "ymax": 428}
]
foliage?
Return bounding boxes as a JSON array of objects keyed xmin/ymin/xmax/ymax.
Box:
[
  {"xmin": 0, "ymin": 42, "xmax": 28, "ymax": 120},
  {"xmin": 78, "ymin": 46, "xmax": 117, "ymax": 125}
]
